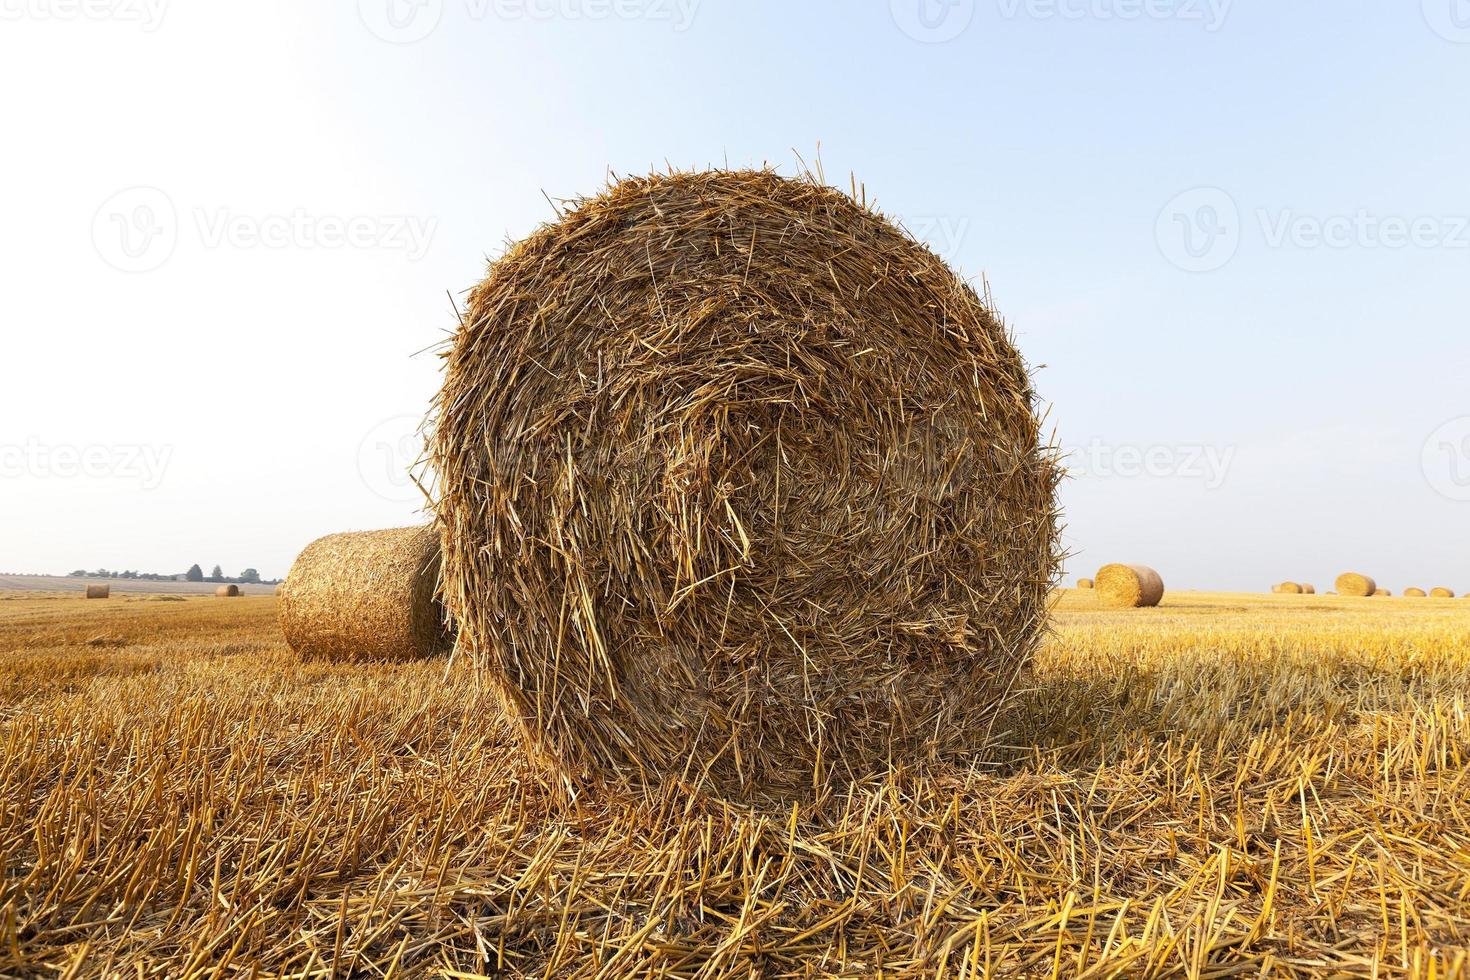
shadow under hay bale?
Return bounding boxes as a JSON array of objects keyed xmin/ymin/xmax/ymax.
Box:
[
  {"xmin": 85, "ymin": 584, "xmax": 110, "ymax": 599},
  {"xmin": 430, "ymin": 169, "xmax": 1062, "ymax": 799},
  {"xmin": 1335, "ymin": 572, "xmax": 1376, "ymax": 597},
  {"xmin": 1094, "ymin": 564, "xmax": 1165, "ymax": 608},
  {"xmin": 279, "ymin": 526, "xmax": 450, "ymax": 662}
]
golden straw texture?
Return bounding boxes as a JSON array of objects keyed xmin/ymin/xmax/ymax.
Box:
[
  {"xmin": 430, "ymin": 170, "xmax": 1061, "ymax": 798},
  {"xmin": 278, "ymin": 527, "xmax": 449, "ymax": 662},
  {"xmin": 1335, "ymin": 572, "xmax": 1376, "ymax": 597},
  {"xmin": 1095, "ymin": 564, "xmax": 1165, "ymax": 608}
]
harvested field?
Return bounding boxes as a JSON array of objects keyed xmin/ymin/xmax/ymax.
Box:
[{"xmin": 3, "ymin": 590, "xmax": 1469, "ymax": 976}]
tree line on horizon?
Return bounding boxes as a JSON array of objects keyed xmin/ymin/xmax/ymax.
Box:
[{"xmin": 66, "ymin": 563, "xmax": 281, "ymax": 585}]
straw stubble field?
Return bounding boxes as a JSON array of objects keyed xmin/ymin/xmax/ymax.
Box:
[{"xmin": 2, "ymin": 589, "xmax": 1468, "ymax": 977}]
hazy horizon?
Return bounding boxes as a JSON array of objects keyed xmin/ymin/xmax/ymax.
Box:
[{"xmin": 3, "ymin": 1, "xmax": 1467, "ymax": 591}]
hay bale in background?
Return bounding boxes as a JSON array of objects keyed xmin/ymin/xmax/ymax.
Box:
[
  {"xmin": 279, "ymin": 526, "xmax": 449, "ymax": 662},
  {"xmin": 430, "ymin": 169, "xmax": 1062, "ymax": 797},
  {"xmin": 85, "ymin": 584, "xmax": 110, "ymax": 599},
  {"xmin": 1277, "ymin": 582, "xmax": 1302, "ymax": 594},
  {"xmin": 1373, "ymin": 589, "xmax": 1391, "ymax": 596},
  {"xmin": 215, "ymin": 584, "xmax": 240, "ymax": 597},
  {"xmin": 1094, "ymin": 564, "xmax": 1165, "ymax": 609},
  {"xmin": 1301, "ymin": 584, "xmax": 1316, "ymax": 594},
  {"xmin": 1335, "ymin": 572, "xmax": 1376, "ymax": 597},
  {"xmin": 1404, "ymin": 588, "xmax": 1427, "ymax": 597},
  {"xmin": 1430, "ymin": 587, "xmax": 1455, "ymax": 598},
  {"xmin": 1077, "ymin": 578, "xmax": 1094, "ymax": 590}
]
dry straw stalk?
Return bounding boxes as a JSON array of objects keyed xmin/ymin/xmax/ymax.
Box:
[
  {"xmin": 1095, "ymin": 564, "xmax": 1165, "ymax": 608},
  {"xmin": 429, "ymin": 169, "xmax": 1061, "ymax": 798},
  {"xmin": 278, "ymin": 526, "xmax": 449, "ymax": 662},
  {"xmin": 1335, "ymin": 572, "xmax": 1376, "ymax": 597}
]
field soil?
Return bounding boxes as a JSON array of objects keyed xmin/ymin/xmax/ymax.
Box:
[{"xmin": 1, "ymin": 589, "xmax": 1468, "ymax": 976}]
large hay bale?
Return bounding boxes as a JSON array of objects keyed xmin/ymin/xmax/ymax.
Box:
[
  {"xmin": 215, "ymin": 584, "xmax": 240, "ymax": 597},
  {"xmin": 1335, "ymin": 572, "xmax": 1376, "ymax": 597},
  {"xmin": 85, "ymin": 584, "xmax": 110, "ymax": 599},
  {"xmin": 430, "ymin": 170, "xmax": 1061, "ymax": 797},
  {"xmin": 1404, "ymin": 588, "xmax": 1427, "ymax": 597},
  {"xmin": 279, "ymin": 526, "xmax": 449, "ymax": 662},
  {"xmin": 1430, "ymin": 587, "xmax": 1455, "ymax": 598},
  {"xmin": 1276, "ymin": 581, "xmax": 1302, "ymax": 594},
  {"xmin": 1094, "ymin": 564, "xmax": 1165, "ymax": 608},
  {"xmin": 1077, "ymin": 578, "xmax": 1094, "ymax": 590}
]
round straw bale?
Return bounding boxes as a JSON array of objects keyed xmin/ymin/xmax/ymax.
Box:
[
  {"xmin": 85, "ymin": 584, "xmax": 110, "ymax": 599},
  {"xmin": 1077, "ymin": 578, "xmax": 1094, "ymax": 590},
  {"xmin": 1430, "ymin": 587, "xmax": 1454, "ymax": 598},
  {"xmin": 215, "ymin": 584, "xmax": 240, "ymax": 597},
  {"xmin": 279, "ymin": 526, "xmax": 450, "ymax": 662},
  {"xmin": 1276, "ymin": 582, "xmax": 1302, "ymax": 594},
  {"xmin": 1334, "ymin": 572, "xmax": 1376, "ymax": 597},
  {"xmin": 1300, "ymin": 583, "xmax": 1316, "ymax": 594},
  {"xmin": 1094, "ymin": 564, "xmax": 1165, "ymax": 608},
  {"xmin": 1404, "ymin": 588, "xmax": 1427, "ymax": 597},
  {"xmin": 430, "ymin": 170, "xmax": 1061, "ymax": 797}
]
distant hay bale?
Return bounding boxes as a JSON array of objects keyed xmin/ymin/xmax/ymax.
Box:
[
  {"xmin": 1373, "ymin": 589, "xmax": 1390, "ymax": 596},
  {"xmin": 1404, "ymin": 588, "xmax": 1427, "ymax": 597},
  {"xmin": 1094, "ymin": 564, "xmax": 1165, "ymax": 608},
  {"xmin": 1334, "ymin": 572, "xmax": 1376, "ymax": 597},
  {"xmin": 85, "ymin": 584, "xmax": 110, "ymax": 599},
  {"xmin": 215, "ymin": 584, "xmax": 240, "ymax": 597},
  {"xmin": 429, "ymin": 169, "xmax": 1062, "ymax": 797},
  {"xmin": 1077, "ymin": 578, "xmax": 1094, "ymax": 590},
  {"xmin": 1430, "ymin": 587, "xmax": 1455, "ymax": 598},
  {"xmin": 1276, "ymin": 582, "xmax": 1302, "ymax": 594},
  {"xmin": 1300, "ymin": 584, "xmax": 1316, "ymax": 594},
  {"xmin": 279, "ymin": 526, "xmax": 449, "ymax": 662}
]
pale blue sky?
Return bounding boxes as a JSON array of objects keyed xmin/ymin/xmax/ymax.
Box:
[{"xmin": 2, "ymin": 1, "xmax": 1467, "ymax": 591}]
